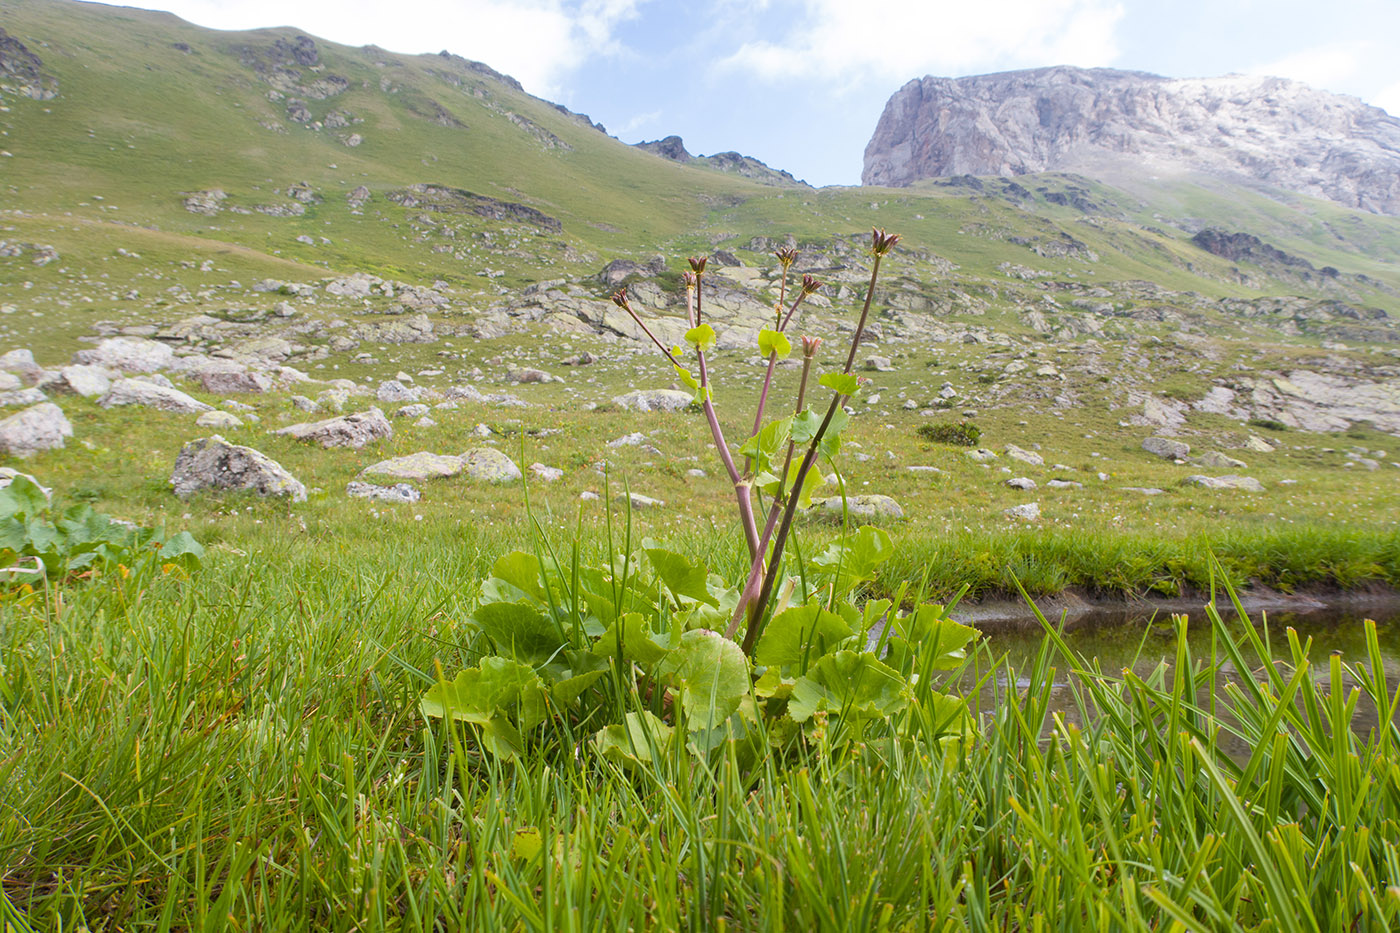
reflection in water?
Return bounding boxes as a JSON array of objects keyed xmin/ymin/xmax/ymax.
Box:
[{"xmin": 965, "ymin": 610, "xmax": 1400, "ymax": 753}]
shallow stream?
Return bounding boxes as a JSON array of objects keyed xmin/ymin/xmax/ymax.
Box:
[{"xmin": 969, "ymin": 604, "xmax": 1400, "ymax": 748}]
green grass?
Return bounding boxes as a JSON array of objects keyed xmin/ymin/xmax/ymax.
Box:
[{"xmin": 2, "ymin": 539, "xmax": 1396, "ymax": 929}]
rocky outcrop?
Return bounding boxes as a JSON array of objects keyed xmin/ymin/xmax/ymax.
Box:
[
  {"xmin": 863, "ymin": 67, "xmax": 1400, "ymax": 214},
  {"xmin": 386, "ymin": 184, "xmax": 561, "ymax": 232},
  {"xmin": 0, "ymin": 403, "xmax": 71, "ymax": 458},
  {"xmin": 633, "ymin": 135, "xmax": 809, "ymax": 187},
  {"xmin": 171, "ymin": 436, "xmax": 306, "ymax": 501},
  {"xmin": 0, "ymin": 28, "xmax": 58, "ymax": 100}
]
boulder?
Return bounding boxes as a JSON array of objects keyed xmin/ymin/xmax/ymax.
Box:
[
  {"xmin": 0, "ymin": 388, "xmax": 47, "ymax": 407},
  {"xmin": 1193, "ymin": 451, "xmax": 1247, "ymax": 469},
  {"xmin": 345, "ymin": 481, "xmax": 421, "ymax": 503},
  {"xmin": 1184, "ymin": 474, "xmax": 1264, "ymax": 492},
  {"xmin": 377, "ymin": 380, "xmax": 424, "ymax": 403},
  {"xmin": 0, "ymin": 403, "xmax": 72, "ymax": 458},
  {"xmin": 1003, "ymin": 502, "xmax": 1041, "ymax": 521},
  {"xmin": 360, "ymin": 452, "xmax": 466, "ymax": 482},
  {"xmin": 1006, "ymin": 477, "xmax": 1037, "ymax": 490},
  {"xmin": 196, "ymin": 410, "xmax": 243, "ymax": 429},
  {"xmin": 462, "ymin": 448, "xmax": 522, "ymax": 482},
  {"xmin": 530, "ymin": 463, "xmax": 564, "ymax": 481},
  {"xmin": 1142, "ymin": 436, "xmax": 1190, "ymax": 460},
  {"xmin": 170, "ymin": 435, "xmax": 306, "ymax": 501},
  {"xmin": 46, "ymin": 364, "xmax": 112, "ymax": 397},
  {"xmin": 199, "ymin": 370, "xmax": 272, "ymax": 394},
  {"xmin": 72, "ymin": 337, "xmax": 174, "ymax": 373},
  {"xmin": 816, "ymin": 494, "xmax": 904, "ymax": 521},
  {"xmin": 1004, "ymin": 444, "xmax": 1044, "ymax": 466},
  {"xmin": 612, "ymin": 389, "xmax": 693, "ymax": 412},
  {"xmin": 275, "ymin": 408, "xmax": 392, "ymax": 449},
  {"xmin": 99, "ymin": 378, "xmax": 212, "ymax": 413}
]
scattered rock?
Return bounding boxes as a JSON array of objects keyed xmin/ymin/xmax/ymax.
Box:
[
  {"xmin": 275, "ymin": 409, "xmax": 392, "ymax": 449},
  {"xmin": 0, "ymin": 403, "xmax": 72, "ymax": 458},
  {"xmin": 377, "ymin": 380, "xmax": 424, "ymax": 403},
  {"xmin": 1142, "ymin": 436, "xmax": 1190, "ymax": 460},
  {"xmin": 199, "ymin": 371, "xmax": 272, "ymax": 394},
  {"xmin": 627, "ymin": 492, "xmax": 665, "ymax": 509},
  {"xmin": 1122, "ymin": 487, "xmax": 1165, "ymax": 495},
  {"xmin": 46, "ymin": 364, "xmax": 112, "ymax": 397},
  {"xmin": 195, "ymin": 410, "xmax": 243, "ymax": 429},
  {"xmin": 1003, "ymin": 502, "xmax": 1041, "ymax": 521},
  {"xmin": 72, "ymin": 337, "xmax": 174, "ymax": 374},
  {"xmin": 1243, "ymin": 436, "xmax": 1277, "ymax": 453},
  {"xmin": 1184, "ymin": 474, "xmax": 1264, "ymax": 492},
  {"xmin": 1046, "ymin": 479, "xmax": 1083, "ymax": 489},
  {"xmin": 530, "ymin": 463, "xmax": 564, "ymax": 481},
  {"xmin": 607, "ymin": 432, "xmax": 648, "ymax": 448},
  {"xmin": 462, "ymin": 448, "xmax": 522, "ymax": 482},
  {"xmin": 360, "ymin": 452, "xmax": 467, "ymax": 482},
  {"xmin": 1004, "ymin": 444, "xmax": 1044, "ymax": 466},
  {"xmin": 170, "ymin": 435, "xmax": 306, "ymax": 501},
  {"xmin": 346, "ymin": 480, "xmax": 420, "ymax": 503},
  {"xmin": 965, "ymin": 448, "xmax": 999, "ymax": 463},
  {"xmin": 1193, "ymin": 451, "xmax": 1247, "ymax": 469},
  {"xmin": 395, "ymin": 404, "xmax": 430, "ymax": 418},
  {"xmin": 866, "ymin": 356, "xmax": 895, "ymax": 372},
  {"xmin": 0, "ymin": 388, "xmax": 47, "ymax": 407},
  {"xmin": 1006, "ymin": 477, "xmax": 1037, "ymax": 490},
  {"xmin": 99, "ymin": 379, "xmax": 212, "ymax": 414},
  {"xmin": 816, "ymin": 494, "xmax": 904, "ymax": 521},
  {"xmin": 612, "ymin": 389, "xmax": 693, "ymax": 412}
]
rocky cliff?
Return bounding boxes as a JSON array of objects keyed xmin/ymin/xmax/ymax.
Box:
[{"xmin": 862, "ymin": 67, "xmax": 1400, "ymax": 214}]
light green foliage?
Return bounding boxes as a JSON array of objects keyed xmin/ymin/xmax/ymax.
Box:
[
  {"xmin": 753, "ymin": 600, "xmax": 853, "ymax": 668},
  {"xmin": 819, "ymin": 372, "xmax": 862, "ymax": 396},
  {"xmin": 420, "ymin": 657, "xmax": 548, "ymax": 759},
  {"xmin": 683, "ymin": 324, "xmax": 716, "ymax": 352},
  {"xmin": 757, "ymin": 329, "xmax": 792, "ymax": 359},
  {"xmin": 787, "ymin": 650, "xmax": 910, "ymax": 724},
  {"xmin": 0, "ymin": 476, "xmax": 203, "ymax": 583}
]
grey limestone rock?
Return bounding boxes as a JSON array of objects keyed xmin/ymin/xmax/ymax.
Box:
[
  {"xmin": 1142, "ymin": 436, "xmax": 1190, "ymax": 460},
  {"xmin": 171, "ymin": 435, "xmax": 306, "ymax": 501},
  {"xmin": 200, "ymin": 370, "xmax": 272, "ymax": 394},
  {"xmin": 462, "ymin": 448, "xmax": 522, "ymax": 482},
  {"xmin": 1003, "ymin": 502, "xmax": 1041, "ymax": 521},
  {"xmin": 0, "ymin": 403, "xmax": 72, "ymax": 458},
  {"xmin": 275, "ymin": 408, "xmax": 392, "ymax": 449},
  {"xmin": 196, "ymin": 410, "xmax": 243, "ymax": 429},
  {"xmin": 816, "ymin": 494, "xmax": 904, "ymax": 521},
  {"xmin": 99, "ymin": 379, "xmax": 211, "ymax": 414},
  {"xmin": 346, "ymin": 481, "xmax": 420, "ymax": 503},
  {"xmin": 72, "ymin": 337, "xmax": 175, "ymax": 374},
  {"xmin": 1004, "ymin": 444, "xmax": 1044, "ymax": 466},
  {"xmin": 1184, "ymin": 474, "xmax": 1264, "ymax": 492},
  {"xmin": 612, "ymin": 389, "xmax": 692, "ymax": 412},
  {"xmin": 1193, "ymin": 451, "xmax": 1248, "ymax": 469}
]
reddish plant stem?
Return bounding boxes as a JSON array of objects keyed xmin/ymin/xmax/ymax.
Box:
[{"xmin": 739, "ymin": 253, "xmax": 885, "ymax": 653}]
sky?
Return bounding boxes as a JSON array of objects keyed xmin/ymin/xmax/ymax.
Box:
[{"xmin": 140, "ymin": 0, "xmax": 1400, "ymax": 187}]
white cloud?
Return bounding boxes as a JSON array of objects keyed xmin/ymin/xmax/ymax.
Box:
[
  {"xmin": 1246, "ymin": 40, "xmax": 1374, "ymax": 89},
  {"xmin": 152, "ymin": 0, "xmax": 647, "ymax": 96},
  {"xmin": 716, "ymin": 0, "xmax": 1124, "ymax": 87},
  {"xmin": 1373, "ymin": 82, "xmax": 1400, "ymax": 118}
]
